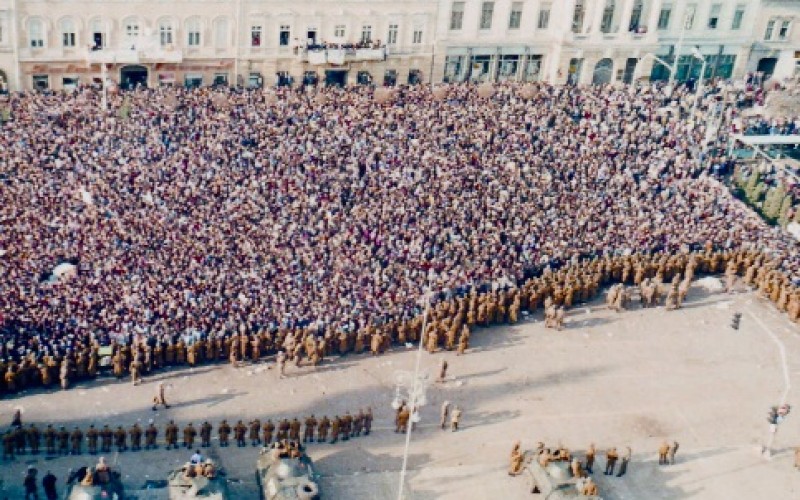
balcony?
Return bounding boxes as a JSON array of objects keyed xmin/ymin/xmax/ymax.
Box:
[
  {"xmin": 302, "ymin": 46, "xmax": 387, "ymax": 65},
  {"xmin": 86, "ymin": 45, "xmax": 183, "ymax": 65}
]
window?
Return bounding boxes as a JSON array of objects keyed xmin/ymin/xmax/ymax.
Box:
[
  {"xmin": 361, "ymin": 25, "xmax": 372, "ymax": 43},
  {"xmin": 60, "ymin": 18, "xmax": 76, "ymax": 48},
  {"xmin": 601, "ymin": 0, "xmax": 615, "ymax": 33},
  {"xmin": 450, "ymin": 2, "xmax": 465, "ymax": 30},
  {"xmin": 538, "ymin": 4, "xmax": 551, "ymax": 29},
  {"xmin": 186, "ymin": 18, "xmax": 201, "ymax": 47},
  {"xmin": 412, "ymin": 28, "xmax": 423, "ymax": 44},
  {"xmin": 658, "ymin": 6, "xmax": 671, "ymax": 30},
  {"xmin": 251, "ymin": 25, "xmax": 262, "ymax": 47},
  {"xmin": 572, "ymin": 0, "xmax": 585, "ymax": 33},
  {"xmin": 387, "ymin": 24, "xmax": 398, "ymax": 45},
  {"xmin": 779, "ymin": 20, "xmax": 790, "ymax": 40},
  {"xmin": 480, "ymin": 2, "xmax": 494, "ymax": 30},
  {"xmin": 685, "ymin": 4, "xmax": 697, "ymax": 30},
  {"xmin": 629, "ymin": 0, "xmax": 643, "ymax": 31},
  {"xmin": 214, "ymin": 18, "xmax": 228, "ymax": 48},
  {"xmin": 707, "ymin": 3, "xmax": 721, "ymax": 29},
  {"xmin": 732, "ymin": 6, "xmax": 745, "ymax": 30},
  {"xmin": 32, "ymin": 75, "xmax": 49, "ymax": 90},
  {"xmin": 159, "ymin": 20, "xmax": 173, "ymax": 46},
  {"xmin": 29, "ymin": 19, "xmax": 44, "ymax": 48},
  {"xmin": 334, "ymin": 25, "xmax": 345, "ymax": 38},
  {"xmin": 90, "ymin": 19, "xmax": 105, "ymax": 49},
  {"xmin": 509, "ymin": 2, "xmax": 523, "ymax": 30},
  {"xmin": 765, "ymin": 19, "xmax": 775, "ymax": 40},
  {"xmin": 125, "ymin": 20, "xmax": 140, "ymax": 40},
  {"xmin": 279, "ymin": 25, "xmax": 290, "ymax": 46}
]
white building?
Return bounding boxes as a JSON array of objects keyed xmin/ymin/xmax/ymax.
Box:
[
  {"xmin": 435, "ymin": 0, "xmax": 799, "ymax": 85},
  {"xmin": 0, "ymin": 0, "xmax": 797, "ymax": 92},
  {"xmin": 0, "ymin": 0, "xmax": 436, "ymax": 91}
]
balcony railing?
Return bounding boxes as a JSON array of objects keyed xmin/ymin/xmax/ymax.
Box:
[
  {"xmin": 303, "ymin": 46, "xmax": 387, "ymax": 65},
  {"xmin": 86, "ymin": 45, "xmax": 183, "ymax": 64}
]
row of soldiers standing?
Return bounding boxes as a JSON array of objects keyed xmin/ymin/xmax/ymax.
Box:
[
  {"xmin": 6, "ymin": 248, "xmax": 800, "ymax": 397},
  {"xmin": 3, "ymin": 409, "xmax": 373, "ymax": 460}
]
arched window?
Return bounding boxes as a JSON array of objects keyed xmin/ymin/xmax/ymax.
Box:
[
  {"xmin": 601, "ymin": 0, "xmax": 615, "ymax": 33},
  {"xmin": 123, "ymin": 17, "xmax": 140, "ymax": 43},
  {"xmin": 89, "ymin": 18, "xmax": 106, "ymax": 49},
  {"xmin": 28, "ymin": 18, "xmax": 45, "ymax": 48},
  {"xmin": 186, "ymin": 17, "xmax": 202, "ymax": 47},
  {"xmin": 60, "ymin": 18, "xmax": 76, "ymax": 47},
  {"xmin": 159, "ymin": 18, "xmax": 174, "ymax": 46},
  {"xmin": 629, "ymin": 0, "xmax": 643, "ymax": 32},
  {"xmin": 213, "ymin": 17, "xmax": 229, "ymax": 48}
]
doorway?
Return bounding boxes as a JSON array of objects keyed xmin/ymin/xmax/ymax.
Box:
[
  {"xmin": 325, "ymin": 70, "xmax": 347, "ymax": 87},
  {"xmin": 120, "ymin": 65, "xmax": 148, "ymax": 90},
  {"xmin": 757, "ymin": 58, "xmax": 778, "ymax": 80},
  {"xmin": 592, "ymin": 58, "xmax": 614, "ymax": 85}
]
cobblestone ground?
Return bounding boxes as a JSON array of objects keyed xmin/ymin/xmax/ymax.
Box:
[{"xmin": 2, "ymin": 281, "xmax": 800, "ymax": 499}]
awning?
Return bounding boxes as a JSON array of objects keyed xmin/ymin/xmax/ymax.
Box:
[
  {"xmin": 159, "ymin": 73, "xmax": 176, "ymax": 83},
  {"xmin": 732, "ymin": 134, "xmax": 800, "ymax": 146}
]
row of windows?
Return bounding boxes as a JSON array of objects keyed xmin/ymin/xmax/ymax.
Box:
[
  {"xmin": 26, "ymin": 18, "xmax": 424, "ymax": 49},
  {"xmin": 448, "ymin": 1, "xmax": 754, "ymax": 34},
  {"xmin": 764, "ymin": 17, "xmax": 793, "ymax": 41}
]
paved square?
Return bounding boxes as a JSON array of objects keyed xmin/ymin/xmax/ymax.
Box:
[{"xmin": 2, "ymin": 282, "xmax": 799, "ymax": 499}]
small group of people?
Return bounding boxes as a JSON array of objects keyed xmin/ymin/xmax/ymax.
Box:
[
  {"xmin": 23, "ymin": 467, "xmax": 58, "ymax": 500},
  {"xmin": 181, "ymin": 451, "xmax": 217, "ymax": 480}
]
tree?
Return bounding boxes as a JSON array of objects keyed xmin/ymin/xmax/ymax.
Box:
[{"xmin": 778, "ymin": 195, "xmax": 793, "ymax": 227}]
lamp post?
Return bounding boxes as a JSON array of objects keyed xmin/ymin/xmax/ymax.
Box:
[
  {"xmin": 396, "ymin": 291, "xmax": 433, "ymax": 500},
  {"xmin": 690, "ymin": 47, "xmax": 708, "ymax": 116}
]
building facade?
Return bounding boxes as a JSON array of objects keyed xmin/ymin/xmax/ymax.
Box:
[{"xmin": 0, "ymin": 0, "xmax": 797, "ymax": 92}]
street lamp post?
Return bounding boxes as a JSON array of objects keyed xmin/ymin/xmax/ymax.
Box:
[
  {"xmin": 690, "ymin": 47, "xmax": 708, "ymax": 116},
  {"xmin": 396, "ymin": 291, "xmax": 433, "ymax": 500}
]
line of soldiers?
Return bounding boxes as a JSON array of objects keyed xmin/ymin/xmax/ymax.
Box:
[
  {"xmin": 5, "ymin": 248, "xmax": 800, "ymax": 398},
  {"xmin": 2, "ymin": 408, "xmax": 373, "ymax": 460}
]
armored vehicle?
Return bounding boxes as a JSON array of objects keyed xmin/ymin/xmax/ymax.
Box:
[
  {"xmin": 526, "ymin": 459, "xmax": 601, "ymax": 499},
  {"xmin": 64, "ymin": 464, "xmax": 124, "ymax": 500},
  {"xmin": 256, "ymin": 441, "xmax": 320, "ymax": 500},
  {"xmin": 167, "ymin": 463, "xmax": 229, "ymax": 500}
]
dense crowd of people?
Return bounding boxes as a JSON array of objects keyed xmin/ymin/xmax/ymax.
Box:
[{"xmin": 2, "ymin": 81, "xmax": 800, "ymax": 396}]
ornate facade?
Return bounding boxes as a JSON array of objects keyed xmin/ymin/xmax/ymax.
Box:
[{"xmin": 0, "ymin": 0, "xmax": 797, "ymax": 92}]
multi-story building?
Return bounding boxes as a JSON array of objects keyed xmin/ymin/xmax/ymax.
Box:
[
  {"xmin": 0, "ymin": 0, "xmax": 796, "ymax": 92},
  {"xmin": 0, "ymin": 0, "xmax": 436, "ymax": 92}
]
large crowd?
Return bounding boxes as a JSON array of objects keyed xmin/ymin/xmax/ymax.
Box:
[{"xmin": 2, "ymin": 81, "xmax": 800, "ymax": 396}]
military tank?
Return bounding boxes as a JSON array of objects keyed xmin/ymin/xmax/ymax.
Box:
[
  {"xmin": 526, "ymin": 459, "xmax": 601, "ymax": 499},
  {"xmin": 63, "ymin": 463, "xmax": 125, "ymax": 500},
  {"xmin": 255, "ymin": 440, "xmax": 321, "ymax": 500},
  {"xmin": 167, "ymin": 462, "xmax": 230, "ymax": 499}
]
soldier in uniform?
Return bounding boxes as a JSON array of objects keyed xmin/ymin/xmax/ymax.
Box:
[
  {"xmin": 616, "ymin": 446, "xmax": 631, "ymax": 477},
  {"xmin": 450, "ymin": 406, "xmax": 462, "ymax": 431},
  {"xmin": 262, "ymin": 419, "xmax": 275, "ymax": 445},
  {"xmin": 130, "ymin": 358, "xmax": 142, "ymax": 386},
  {"xmin": 330, "ymin": 416, "xmax": 341, "ymax": 444},
  {"xmin": 165, "ymin": 421, "xmax": 179, "ymax": 450},
  {"xmin": 27, "ymin": 424, "xmax": 41, "ymax": 455},
  {"xmin": 249, "ymin": 419, "xmax": 261, "ymax": 447},
  {"xmin": 87, "ymin": 425, "xmax": 99, "ymax": 454},
  {"xmin": 200, "ymin": 421, "xmax": 213, "ymax": 448},
  {"xmin": 114, "ymin": 425, "xmax": 127, "ymax": 452},
  {"xmin": 509, "ymin": 441, "xmax": 524, "ymax": 476},
  {"xmin": 58, "ymin": 426, "xmax": 70, "ymax": 455},
  {"xmin": 70, "ymin": 427, "xmax": 83, "ymax": 455},
  {"xmin": 353, "ymin": 410, "xmax": 364, "ymax": 438},
  {"xmin": 14, "ymin": 425, "xmax": 26, "ymax": 455},
  {"xmin": 145, "ymin": 423, "xmax": 158, "ymax": 450},
  {"xmin": 289, "ymin": 418, "xmax": 302, "ymax": 441},
  {"xmin": 303, "ymin": 415, "xmax": 317, "ymax": 443},
  {"xmin": 218, "ymin": 420, "xmax": 231, "ymax": 447},
  {"xmin": 396, "ymin": 406, "xmax": 410, "ymax": 433},
  {"xmin": 668, "ymin": 441, "xmax": 679, "ymax": 465},
  {"xmin": 658, "ymin": 441, "xmax": 669, "ymax": 465},
  {"xmin": 317, "ymin": 416, "xmax": 330, "ymax": 443},
  {"xmin": 2, "ymin": 430, "xmax": 14, "ymax": 460},
  {"xmin": 234, "ymin": 420, "xmax": 247, "ymax": 447},
  {"xmin": 130, "ymin": 423, "xmax": 142, "ymax": 451},
  {"xmin": 152, "ymin": 382, "xmax": 170, "ymax": 411},
  {"xmin": 604, "ymin": 447, "xmax": 618, "ymax": 475},
  {"xmin": 585, "ymin": 443, "xmax": 595, "ymax": 474},
  {"xmin": 364, "ymin": 407, "xmax": 373, "ymax": 436},
  {"xmin": 440, "ymin": 401, "xmax": 451, "ymax": 430},
  {"xmin": 100, "ymin": 425, "xmax": 113, "ymax": 453},
  {"xmin": 183, "ymin": 423, "xmax": 197, "ymax": 448},
  {"xmin": 278, "ymin": 418, "xmax": 290, "ymax": 441}
]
